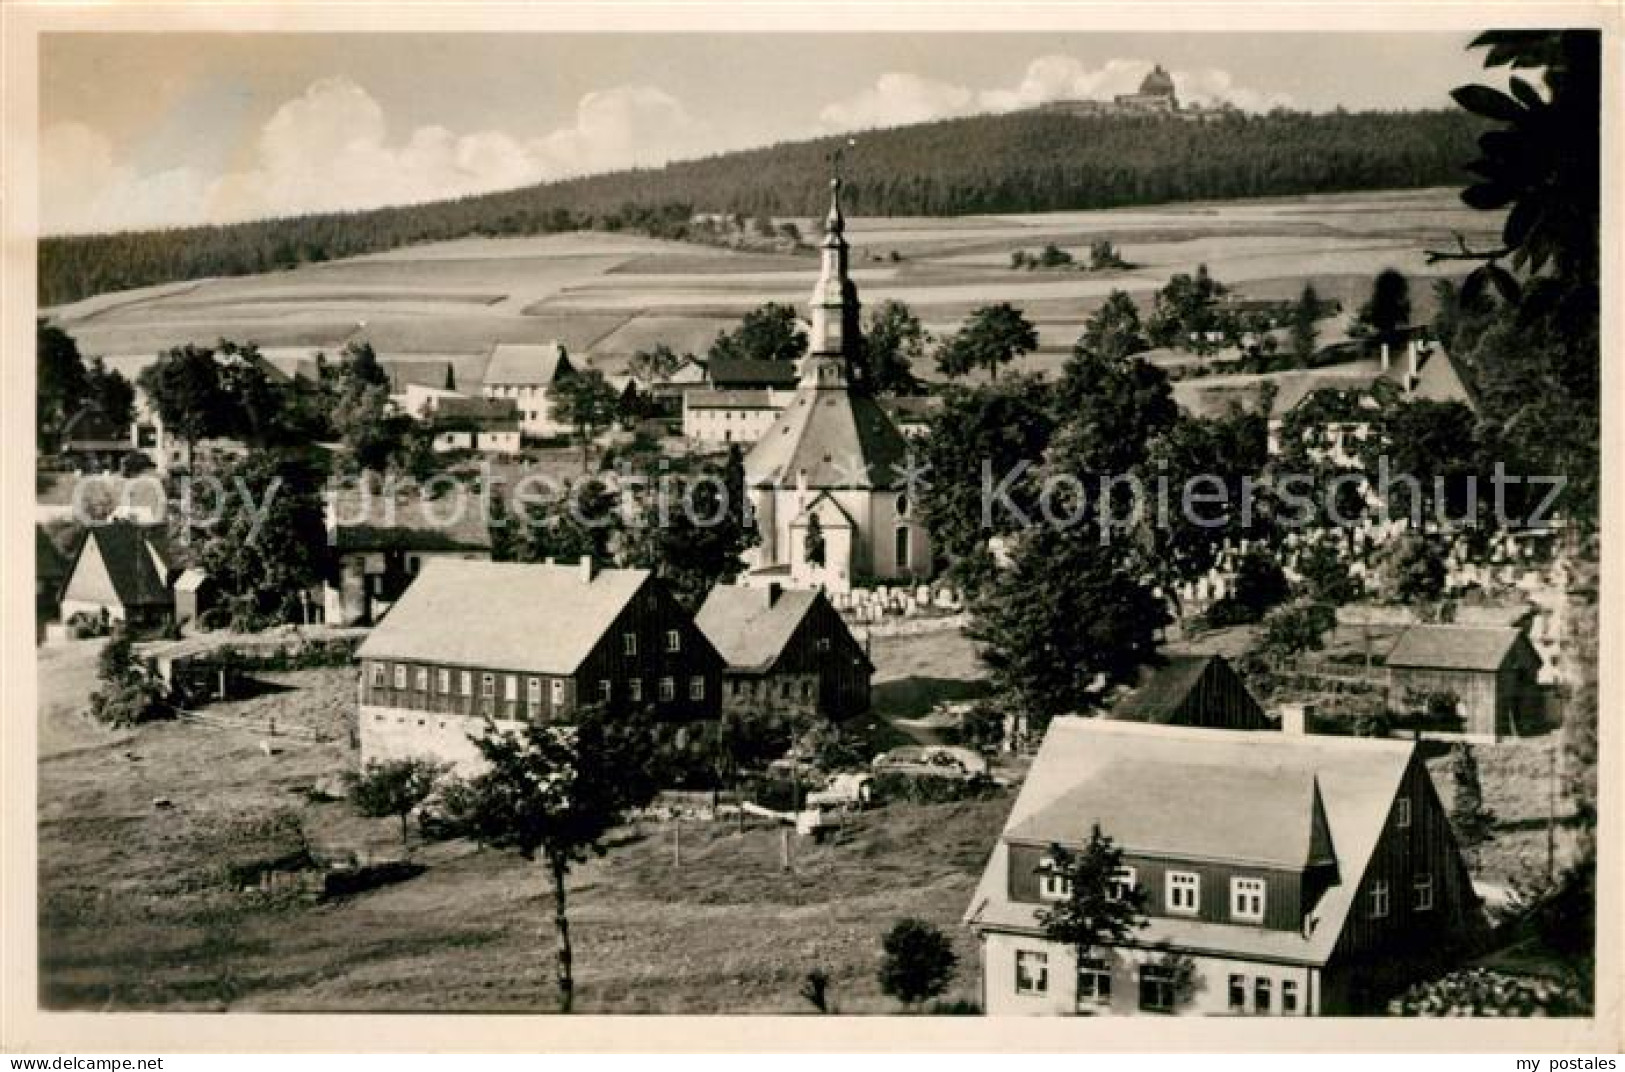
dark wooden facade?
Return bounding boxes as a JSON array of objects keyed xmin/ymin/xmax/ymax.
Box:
[
  {"xmin": 1386, "ymin": 640, "xmax": 1542, "ymax": 739},
  {"xmin": 1111, "ymin": 655, "xmax": 1271, "ymax": 731},
  {"xmin": 359, "ymin": 576, "xmax": 723, "ymax": 724},
  {"xmin": 719, "ymin": 594, "xmax": 871, "ymax": 720}
]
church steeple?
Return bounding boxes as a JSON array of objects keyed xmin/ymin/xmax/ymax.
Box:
[{"xmin": 803, "ymin": 175, "xmax": 861, "ymax": 388}]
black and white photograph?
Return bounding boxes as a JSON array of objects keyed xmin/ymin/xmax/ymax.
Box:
[{"xmin": 3, "ymin": 1, "xmax": 1617, "ymax": 1053}]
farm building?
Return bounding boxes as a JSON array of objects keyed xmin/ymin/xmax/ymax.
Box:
[
  {"xmin": 355, "ymin": 558, "xmax": 723, "ymax": 774},
  {"xmin": 58, "ymin": 520, "xmax": 177, "ymax": 629},
  {"xmin": 741, "ymin": 177, "xmax": 930, "ymax": 592},
  {"xmin": 481, "ymin": 342, "xmax": 576, "ymax": 439},
  {"xmin": 430, "ymin": 396, "xmax": 522, "ymax": 455},
  {"xmin": 965, "ymin": 719, "xmax": 1483, "ymax": 1016},
  {"xmin": 1109, "ymin": 654, "xmax": 1271, "ymax": 731},
  {"xmin": 695, "ymin": 582, "xmax": 873, "ymax": 720},
  {"xmin": 322, "ymin": 495, "xmax": 493, "ymax": 626},
  {"xmin": 172, "ymin": 568, "xmax": 216, "ymax": 625},
  {"xmin": 681, "ymin": 388, "xmax": 791, "ymax": 444},
  {"xmin": 706, "ymin": 358, "xmax": 800, "ymax": 392},
  {"xmin": 1384, "ymin": 625, "xmax": 1542, "ymax": 740}
]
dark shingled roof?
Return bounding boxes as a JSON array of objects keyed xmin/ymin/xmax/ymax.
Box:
[
  {"xmin": 707, "ymin": 358, "xmax": 799, "ymax": 390},
  {"xmin": 74, "ymin": 521, "xmax": 174, "ymax": 609},
  {"xmin": 1385, "ymin": 625, "xmax": 1533, "ymax": 672},
  {"xmin": 1111, "ymin": 654, "xmax": 1221, "ymax": 723},
  {"xmin": 36, "ymin": 526, "xmax": 69, "ymax": 582},
  {"xmin": 433, "ymin": 396, "xmax": 520, "ymax": 430}
]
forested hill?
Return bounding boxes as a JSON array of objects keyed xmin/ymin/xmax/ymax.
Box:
[{"xmin": 40, "ymin": 107, "xmax": 1483, "ymax": 306}]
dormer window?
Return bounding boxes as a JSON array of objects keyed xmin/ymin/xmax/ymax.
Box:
[
  {"xmin": 1166, "ymin": 871, "xmax": 1200, "ymax": 915},
  {"xmin": 1110, "ymin": 867, "xmax": 1137, "ymax": 902},
  {"xmin": 1395, "ymin": 797, "xmax": 1411, "ymax": 828},
  {"xmin": 1038, "ymin": 858, "xmax": 1072, "ymax": 901},
  {"xmin": 1230, "ymin": 877, "xmax": 1266, "ymax": 923}
]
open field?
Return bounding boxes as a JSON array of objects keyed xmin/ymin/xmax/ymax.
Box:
[{"xmin": 44, "ymin": 188, "xmax": 1500, "ymax": 389}]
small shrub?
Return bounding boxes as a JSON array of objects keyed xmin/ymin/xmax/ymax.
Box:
[
  {"xmin": 878, "ymin": 919, "xmax": 958, "ymax": 1009},
  {"xmin": 869, "ymin": 771, "xmax": 1001, "ymax": 805}
]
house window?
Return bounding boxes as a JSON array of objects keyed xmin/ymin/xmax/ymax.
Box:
[
  {"xmin": 801, "ymin": 680, "xmax": 813, "ymax": 700},
  {"xmin": 623, "ymin": 632, "xmax": 638, "ymax": 656},
  {"xmin": 665, "ymin": 629, "xmax": 681, "ymax": 653},
  {"xmin": 598, "ymin": 679, "xmax": 612, "ymax": 703},
  {"xmin": 1282, "ymin": 980, "xmax": 1300, "ymax": 1014},
  {"xmin": 459, "ymin": 671, "xmax": 472, "ymax": 696},
  {"xmin": 1369, "ymin": 879, "xmax": 1390, "ymax": 919},
  {"xmin": 894, "ymin": 526, "xmax": 911, "ymax": 569},
  {"xmin": 1038, "ymin": 858, "xmax": 1071, "ymax": 902},
  {"xmin": 1166, "ymin": 871, "xmax": 1200, "ymax": 915},
  {"xmin": 370, "ymin": 663, "xmax": 385, "ymax": 688},
  {"xmin": 780, "ymin": 680, "xmax": 792, "ymax": 699},
  {"xmin": 1396, "ymin": 797, "xmax": 1412, "ymax": 828},
  {"xmin": 504, "ymin": 675, "xmax": 518, "ymax": 702},
  {"xmin": 1110, "ymin": 866, "xmax": 1137, "ymax": 902},
  {"xmin": 394, "ymin": 664, "xmax": 408, "ymax": 689},
  {"xmin": 1230, "ymin": 877, "xmax": 1266, "ymax": 923},
  {"xmin": 1228, "ymin": 974, "xmax": 1246, "ymax": 1012},
  {"xmin": 659, "ymin": 677, "xmax": 675, "ymax": 702},
  {"xmin": 437, "ymin": 669, "xmax": 451, "ymax": 694},
  {"xmin": 550, "ymin": 679, "xmax": 565, "ymax": 706},
  {"xmin": 527, "ymin": 677, "xmax": 541, "ymax": 712},
  {"xmin": 1413, "ymin": 873, "xmax": 1434, "ymax": 911},
  {"xmin": 628, "ymin": 678, "xmax": 642, "ymax": 703},
  {"xmin": 895, "ymin": 492, "xmax": 911, "ymax": 519},
  {"xmin": 1139, "ymin": 965, "xmax": 1177, "ymax": 1013},
  {"xmin": 1254, "ymin": 978, "xmax": 1272, "ymax": 1014},
  {"xmin": 481, "ymin": 673, "xmax": 495, "ymax": 699},
  {"xmin": 1076, "ymin": 958, "xmax": 1111, "ymax": 1010},
  {"xmin": 1014, "ymin": 951, "xmax": 1048, "ymax": 996},
  {"xmin": 816, "ymin": 637, "xmax": 832, "ymax": 653},
  {"xmin": 689, "ymin": 677, "xmax": 705, "ymax": 701}
]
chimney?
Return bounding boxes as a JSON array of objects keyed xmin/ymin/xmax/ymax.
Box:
[
  {"xmin": 767, "ymin": 582, "xmax": 783, "ymax": 606},
  {"xmin": 1278, "ymin": 701, "xmax": 1311, "ymax": 736},
  {"xmin": 1380, "ymin": 341, "xmax": 1391, "ymax": 374},
  {"xmin": 579, "ymin": 555, "xmax": 597, "ymax": 583}
]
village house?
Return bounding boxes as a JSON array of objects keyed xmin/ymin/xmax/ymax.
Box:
[
  {"xmin": 1109, "ymin": 654, "xmax": 1271, "ymax": 731},
  {"xmin": 706, "ymin": 357, "xmax": 800, "ymax": 393},
  {"xmin": 354, "ymin": 558, "xmax": 724, "ymax": 774},
  {"xmin": 481, "ymin": 342, "xmax": 576, "ymax": 439},
  {"xmin": 681, "ymin": 388, "xmax": 792, "ymax": 445},
  {"xmin": 1384, "ymin": 625, "xmax": 1543, "ymax": 740},
  {"xmin": 429, "ymin": 396, "xmax": 523, "ymax": 455},
  {"xmin": 741, "ymin": 177, "xmax": 930, "ymax": 592},
  {"xmin": 321, "ymin": 496, "xmax": 492, "ymax": 626},
  {"xmin": 58, "ymin": 520, "xmax": 177, "ymax": 629},
  {"xmin": 102, "ymin": 347, "xmax": 290, "ymax": 471},
  {"xmin": 57, "ymin": 406, "xmax": 134, "ymax": 471},
  {"xmin": 694, "ymin": 582, "xmax": 873, "ymax": 719},
  {"xmin": 965, "ymin": 719, "xmax": 1482, "ymax": 1016}
]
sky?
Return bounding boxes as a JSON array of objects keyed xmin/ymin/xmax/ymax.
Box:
[{"xmin": 39, "ymin": 33, "xmax": 1493, "ymax": 235}]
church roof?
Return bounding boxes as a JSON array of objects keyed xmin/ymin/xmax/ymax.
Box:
[
  {"xmin": 1140, "ymin": 64, "xmax": 1176, "ymax": 96},
  {"xmin": 745, "ymin": 387, "xmax": 914, "ymax": 490}
]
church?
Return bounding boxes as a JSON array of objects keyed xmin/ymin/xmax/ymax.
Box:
[{"xmin": 740, "ymin": 178, "xmax": 931, "ymax": 594}]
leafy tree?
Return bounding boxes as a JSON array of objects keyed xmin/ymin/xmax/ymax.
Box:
[
  {"xmin": 214, "ymin": 341, "xmax": 290, "ymax": 447},
  {"xmin": 917, "ymin": 377, "xmax": 1056, "ymax": 592},
  {"xmin": 1036, "ymin": 826, "xmax": 1148, "ymax": 966},
  {"xmin": 708, "ymin": 302, "xmax": 807, "ymax": 365},
  {"xmin": 854, "ymin": 300, "xmax": 926, "ymax": 396},
  {"xmin": 935, "ymin": 303, "xmax": 1037, "ymax": 382},
  {"xmin": 1078, "ymin": 291, "xmax": 1149, "ymax": 363},
  {"xmin": 1259, "ymin": 601, "xmax": 1336, "ymax": 661},
  {"xmin": 331, "ymin": 377, "xmax": 400, "ymax": 481},
  {"xmin": 37, "ymin": 319, "xmax": 89, "ymax": 448},
  {"xmin": 620, "ymin": 467, "xmax": 755, "ymax": 611},
  {"xmin": 1089, "ymin": 240, "xmax": 1128, "ymax": 270},
  {"xmin": 348, "ymin": 757, "xmax": 447, "ymax": 846},
  {"xmin": 190, "ymin": 452, "xmax": 330, "ymax": 629},
  {"xmin": 514, "ymin": 478, "xmax": 621, "ymax": 570},
  {"xmin": 458, "ymin": 705, "xmax": 661, "ymax": 1013},
  {"xmin": 968, "ymin": 523, "xmax": 1167, "ymax": 734},
  {"xmin": 1289, "ymin": 284, "xmax": 1321, "ymax": 366},
  {"xmin": 1354, "ymin": 268, "xmax": 1413, "ymax": 343},
  {"xmin": 877, "ymin": 919, "xmax": 958, "ymax": 1009},
  {"xmin": 1296, "ymin": 539, "xmax": 1364, "ymax": 605},
  {"xmin": 137, "ymin": 344, "xmax": 230, "ymax": 469},
  {"xmin": 548, "ymin": 369, "xmax": 620, "ymax": 471},
  {"xmin": 1147, "ymin": 264, "xmax": 1226, "ymax": 348},
  {"xmin": 1449, "ymin": 743, "xmax": 1496, "ymax": 865},
  {"xmin": 1206, "ymin": 550, "xmax": 1290, "ymax": 626},
  {"xmin": 1381, "ymin": 532, "xmax": 1447, "ymax": 604},
  {"xmin": 629, "ymin": 343, "xmax": 685, "ymax": 384},
  {"xmin": 1366, "ymin": 398, "xmax": 1482, "ymax": 530},
  {"xmin": 1049, "ymin": 347, "xmax": 1178, "ymax": 479},
  {"xmin": 83, "ymin": 357, "xmax": 136, "ymax": 431}
]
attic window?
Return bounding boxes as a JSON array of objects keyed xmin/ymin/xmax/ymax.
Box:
[
  {"xmin": 1395, "ymin": 797, "xmax": 1411, "ymax": 828},
  {"xmin": 1230, "ymin": 877, "xmax": 1266, "ymax": 923},
  {"xmin": 1037, "ymin": 858, "xmax": 1071, "ymax": 901}
]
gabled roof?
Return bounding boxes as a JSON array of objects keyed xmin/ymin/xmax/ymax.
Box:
[
  {"xmin": 695, "ymin": 584, "xmax": 823, "ymax": 673},
  {"xmin": 1111, "ymin": 654, "xmax": 1225, "ymax": 724},
  {"xmin": 1410, "ymin": 349, "xmax": 1479, "ymax": 411},
  {"xmin": 707, "ymin": 358, "xmax": 799, "ymax": 390},
  {"xmin": 1385, "ymin": 625, "xmax": 1534, "ymax": 672},
  {"xmin": 356, "ymin": 559, "xmax": 663, "ymax": 675},
  {"xmin": 72, "ymin": 521, "xmax": 175, "ymax": 609},
  {"xmin": 744, "ymin": 386, "xmax": 914, "ymax": 490},
  {"xmin": 1170, "ymin": 363, "xmax": 1385, "ymax": 421},
  {"xmin": 326, "ymin": 489, "xmax": 494, "ymax": 553},
  {"xmin": 684, "ymin": 389, "xmax": 781, "ymax": 411},
  {"xmin": 965, "ymin": 719, "xmax": 1417, "ymax": 966},
  {"xmin": 483, "ymin": 343, "xmax": 572, "ymax": 387},
  {"xmin": 36, "ymin": 527, "xmax": 69, "ymax": 581},
  {"xmin": 433, "ymin": 396, "xmax": 520, "ymax": 429},
  {"xmin": 382, "ymin": 359, "xmax": 456, "ymax": 394},
  {"xmin": 59, "ymin": 407, "xmax": 128, "ymax": 446},
  {"xmin": 792, "ymin": 491, "xmax": 856, "ymax": 530}
]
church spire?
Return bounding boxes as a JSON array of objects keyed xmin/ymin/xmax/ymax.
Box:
[{"xmin": 804, "ymin": 157, "xmax": 861, "ymax": 386}]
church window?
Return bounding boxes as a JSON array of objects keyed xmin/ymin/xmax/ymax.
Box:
[{"xmin": 894, "ymin": 526, "xmax": 911, "ymax": 570}]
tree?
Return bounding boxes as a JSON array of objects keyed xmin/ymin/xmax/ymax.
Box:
[
  {"xmin": 1049, "ymin": 346, "xmax": 1178, "ymax": 479},
  {"xmin": 514, "ymin": 478, "xmax": 621, "ymax": 570},
  {"xmin": 137, "ymin": 344, "xmax": 229, "ymax": 470},
  {"xmin": 1089, "ymin": 240, "xmax": 1128, "ymax": 271},
  {"xmin": 628, "ymin": 343, "xmax": 684, "ymax": 384},
  {"xmin": 348, "ymin": 757, "xmax": 447, "ymax": 846},
  {"xmin": 458, "ymin": 705, "xmax": 661, "ymax": 1013},
  {"xmin": 1146, "ymin": 264, "xmax": 1226, "ymax": 348},
  {"xmin": 708, "ymin": 302, "xmax": 807, "ymax": 365},
  {"xmin": 1259, "ymin": 601, "xmax": 1336, "ymax": 661},
  {"xmin": 190, "ymin": 452, "xmax": 330, "ymax": 629},
  {"xmin": 968, "ymin": 523, "xmax": 1167, "ymax": 734},
  {"xmin": 877, "ymin": 919, "xmax": 958, "ymax": 1009},
  {"xmin": 548, "ymin": 369, "xmax": 620, "ymax": 471},
  {"xmin": 37, "ymin": 319, "xmax": 89, "ymax": 449},
  {"xmin": 1354, "ymin": 268, "xmax": 1413, "ymax": 344},
  {"xmin": 1036, "ymin": 826, "xmax": 1148, "ymax": 971},
  {"xmin": 935, "ymin": 303, "xmax": 1037, "ymax": 381},
  {"xmin": 1367, "ymin": 398, "xmax": 1482, "ymax": 530},
  {"xmin": 1289, "ymin": 284, "xmax": 1321, "ymax": 367},
  {"xmin": 854, "ymin": 300, "xmax": 926, "ymax": 396},
  {"xmin": 1296, "ymin": 539, "xmax": 1364, "ymax": 605},
  {"xmin": 83, "ymin": 358, "xmax": 136, "ymax": 431},
  {"xmin": 1382, "ymin": 532, "xmax": 1447, "ymax": 604},
  {"xmin": 331, "ymin": 378, "xmax": 400, "ymax": 481},
  {"xmin": 1449, "ymin": 743, "xmax": 1496, "ymax": 865},
  {"xmin": 1077, "ymin": 291, "xmax": 1148, "ymax": 363}
]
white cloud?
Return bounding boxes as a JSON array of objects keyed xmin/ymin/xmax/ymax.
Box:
[
  {"xmin": 44, "ymin": 77, "xmax": 710, "ymax": 234},
  {"xmin": 819, "ymin": 55, "xmax": 1295, "ymax": 133}
]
